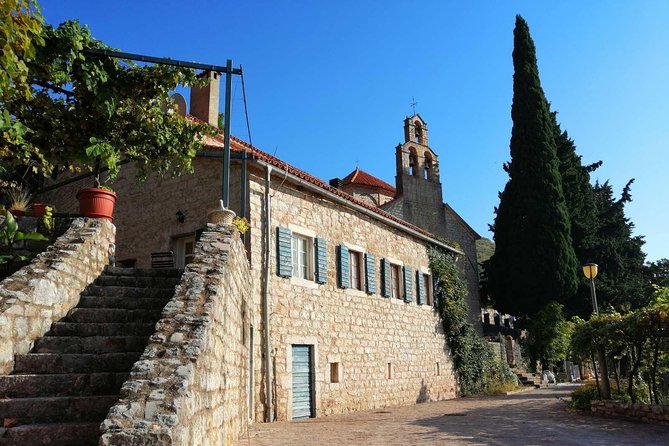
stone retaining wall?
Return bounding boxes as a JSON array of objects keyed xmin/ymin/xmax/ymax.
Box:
[
  {"xmin": 591, "ymin": 400, "xmax": 669, "ymax": 425},
  {"xmin": 0, "ymin": 218, "xmax": 115, "ymax": 374},
  {"xmin": 100, "ymin": 224, "xmax": 251, "ymax": 446}
]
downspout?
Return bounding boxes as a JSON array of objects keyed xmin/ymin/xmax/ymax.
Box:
[{"xmin": 262, "ymin": 164, "xmax": 274, "ymax": 422}]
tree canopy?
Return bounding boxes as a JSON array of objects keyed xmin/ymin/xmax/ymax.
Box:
[
  {"xmin": 486, "ymin": 15, "xmax": 578, "ymax": 318},
  {"xmin": 1, "ymin": 3, "xmax": 215, "ymax": 190}
]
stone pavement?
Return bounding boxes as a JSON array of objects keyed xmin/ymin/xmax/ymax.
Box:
[{"xmin": 235, "ymin": 384, "xmax": 669, "ymax": 445}]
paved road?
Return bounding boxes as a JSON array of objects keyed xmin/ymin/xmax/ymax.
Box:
[{"xmin": 236, "ymin": 384, "xmax": 669, "ymax": 445}]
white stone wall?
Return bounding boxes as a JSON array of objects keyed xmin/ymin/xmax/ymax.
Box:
[
  {"xmin": 0, "ymin": 218, "xmax": 115, "ymax": 374},
  {"xmin": 247, "ymin": 167, "xmax": 457, "ymax": 422},
  {"xmin": 100, "ymin": 224, "xmax": 251, "ymax": 446}
]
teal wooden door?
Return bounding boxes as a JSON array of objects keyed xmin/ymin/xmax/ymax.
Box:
[{"xmin": 291, "ymin": 345, "xmax": 313, "ymax": 419}]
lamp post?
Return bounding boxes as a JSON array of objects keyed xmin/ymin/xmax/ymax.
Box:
[{"xmin": 582, "ymin": 263, "xmax": 611, "ymax": 399}]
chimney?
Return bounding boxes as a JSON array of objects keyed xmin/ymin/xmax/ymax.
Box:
[{"xmin": 190, "ymin": 71, "xmax": 220, "ymax": 127}]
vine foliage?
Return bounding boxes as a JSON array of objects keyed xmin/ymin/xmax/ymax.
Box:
[{"xmin": 429, "ymin": 247, "xmax": 516, "ymax": 395}]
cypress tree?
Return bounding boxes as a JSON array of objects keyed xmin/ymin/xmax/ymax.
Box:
[{"xmin": 487, "ymin": 16, "xmax": 578, "ymax": 317}]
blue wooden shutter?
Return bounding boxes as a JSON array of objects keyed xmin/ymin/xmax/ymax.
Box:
[
  {"xmin": 403, "ymin": 266, "xmax": 413, "ymax": 303},
  {"xmin": 337, "ymin": 245, "xmax": 350, "ymax": 288},
  {"xmin": 416, "ymin": 270, "xmax": 425, "ymax": 305},
  {"xmin": 314, "ymin": 237, "xmax": 328, "ymax": 284},
  {"xmin": 381, "ymin": 258, "xmax": 391, "ymax": 297},
  {"xmin": 276, "ymin": 226, "xmax": 292, "ymax": 277},
  {"xmin": 365, "ymin": 253, "xmax": 376, "ymax": 294}
]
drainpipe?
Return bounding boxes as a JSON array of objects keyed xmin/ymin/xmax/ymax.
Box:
[{"xmin": 262, "ymin": 164, "xmax": 274, "ymax": 422}]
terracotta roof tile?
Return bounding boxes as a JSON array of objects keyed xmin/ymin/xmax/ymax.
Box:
[
  {"xmin": 190, "ymin": 116, "xmax": 450, "ymax": 246},
  {"xmin": 341, "ymin": 167, "xmax": 396, "ymax": 194}
]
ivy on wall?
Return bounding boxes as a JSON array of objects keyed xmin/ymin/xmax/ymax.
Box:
[{"xmin": 429, "ymin": 247, "xmax": 516, "ymax": 395}]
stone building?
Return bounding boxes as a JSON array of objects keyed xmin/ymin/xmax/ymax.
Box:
[
  {"xmin": 36, "ymin": 75, "xmax": 481, "ymax": 430},
  {"xmin": 331, "ymin": 115, "xmax": 482, "ymax": 330}
]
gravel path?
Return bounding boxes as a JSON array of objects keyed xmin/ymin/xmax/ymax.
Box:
[{"xmin": 235, "ymin": 384, "xmax": 669, "ymax": 445}]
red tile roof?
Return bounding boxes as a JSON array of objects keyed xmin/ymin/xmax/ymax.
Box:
[
  {"xmin": 192, "ymin": 118, "xmax": 454, "ymax": 248},
  {"xmin": 341, "ymin": 167, "xmax": 396, "ymax": 194}
]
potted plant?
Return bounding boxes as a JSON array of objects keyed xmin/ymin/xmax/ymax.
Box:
[{"xmin": 3, "ymin": 187, "xmax": 31, "ymax": 217}]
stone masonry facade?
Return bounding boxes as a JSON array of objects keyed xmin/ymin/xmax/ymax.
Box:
[
  {"xmin": 591, "ymin": 400, "xmax": 669, "ymax": 426},
  {"xmin": 100, "ymin": 224, "xmax": 251, "ymax": 445},
  {"xmin": 0, "ymin": 218, "xmax": 115, "ymax": 374},
  {"xmin": 247, "ymin": 167, "xmax": 457, "ymax": 421}
]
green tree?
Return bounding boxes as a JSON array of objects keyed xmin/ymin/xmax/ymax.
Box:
[
  {"xmin": 527, "ymin": 301, "xmax": 573, "ymax": 371},
  {"xmin": 591, "ymin": 180, "xmax": 647, "ymax": 310},
  {"xmin": 552, "ymin": 113, "xmax": 602, "ymax": 317},
  {"xmin": 1, "ymin": 12, "xmax": 215, "ymax": 189},
  {"xmin": 646, "ymin": 258, "xmax": 669, "ymax": 289},
  {"xmin": 486, "ymin": 16, "xmax": 578, "ymax": 318}
]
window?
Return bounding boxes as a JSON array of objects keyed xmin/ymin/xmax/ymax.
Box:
[
  {"xmin": 423, "ymin": 273, "xmax": 433, "ymax": 306},
  {"xmin": 390, "ymin": 264, "xmax": 402, "ymax": 299},
  {"xmin": 292, "ymin": 234, "xmax": 312, "ymax": 280},
  {"xmin": 436, "ymin": 362, "xmax": 440, "ymax": 376},
  {"xmin": 408, "ymin": 147, "xmax": 418, "ymax": 176},
  {"xmin": 175, "ymin": 235, "xmax": 195, "ymax": 268},
  {"xmin": 349, "ymin": 250, "xmax": 363, "ymax": 291},
  {"xmin": 424, "ymin": 152, "xmax": 433, "ymax": 180},
  {"xmin": 330, "ymin": 362, "xmax": 340, "ymax": 383},
  {"xmin": 386, "ymin": 362, "xmax": 393, "ymax": 380},
  {"xmin": 277, "ymin": 226, "xmax": 328, "ymax": 284}
]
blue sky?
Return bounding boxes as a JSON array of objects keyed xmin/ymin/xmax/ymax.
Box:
[{"xmin": 42, "ymin": 1, "xmax": 669, "ymax": 262}]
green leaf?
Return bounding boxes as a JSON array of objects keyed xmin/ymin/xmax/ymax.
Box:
[{"xmin": 15, "ymin": 231, "xmax": 48, "ymax": 242}]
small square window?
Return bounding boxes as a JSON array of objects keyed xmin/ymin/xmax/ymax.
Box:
[{"xmin": 330, "ymin": 362, "xmax": 340, "ymax": 383}]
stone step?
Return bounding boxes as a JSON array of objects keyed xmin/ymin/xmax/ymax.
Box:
[
  {"xmin": 13, "ymin": 353, "xmax": 143, "ymax": 374},
  {"xmin": 65, "ymin": 308, "xmax": 162, "ymax": 324},
  {"xmin": 104, "ymin": 266, "xmax": 182, "ymax": 278},
  {"xmin": 77, "ymin": 295, "xmax": 170, "ymax": 310},
  {"xmin": 48, "ymin": 322, "xmax": 156, "ymax": 337},
  {"xmin": 83, "ymin": 285, "xmax": 175, "ymax": 299},
  {"xmin": 34, "ymin": 336, "xmax": 149, "ymax": 354},
  {"xmin": 0, "ymin": 373, "xmax": 128, "ymax": 398},
  {"xmin": 94, "ymin": 275, "xmax": 180, "ymax": 288},
  {"xmin": 0, "ymin": 421, "xmax": 100, "ymax": 446},
  {"xmin": 0, "ymin": 395, "xmax": 118, "ymax": 424}
]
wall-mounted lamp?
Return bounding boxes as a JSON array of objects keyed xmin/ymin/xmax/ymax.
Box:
[{"xmin": 176, "ymin": 210, "xmax": 185, "ymax": 223}]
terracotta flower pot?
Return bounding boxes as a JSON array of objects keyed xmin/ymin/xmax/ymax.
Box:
[
  {"xmin": 29, "ymin": 203, "xmax": 49, "ymax": 217},
  {"xmin": 76, "ymin": 188, "xmax": 117, "ymax": 222}
]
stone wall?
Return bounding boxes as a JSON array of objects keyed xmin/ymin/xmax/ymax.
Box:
[
  {"xmin": 0, "ymin": 218, "xmax": 115, "ymax": 374},
  {"xmin": 37, "ymin": 158, "xmax": 242, "ymax": 268},
  {"xmin": 100, "ymin": 224, "xmax": 251, "ymax": 446},
  {"xmin": 247, "ymin": 167, "xmax": 457, "ymax": 422},
  {"xmin": 591, "ymin": 400, "xmax": 669, "ymax": 426}
]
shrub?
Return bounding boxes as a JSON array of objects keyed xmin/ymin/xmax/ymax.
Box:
[{"xmin": 569, "ymin": 382, "xmax": 600, "ymax": 411}]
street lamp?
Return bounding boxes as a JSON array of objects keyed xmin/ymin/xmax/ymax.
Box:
[
  {"xmin": 582, "ymin": 262, "xmax": 610, "ymax": 399},
  {"xmin": 582, "ymin": 263, "xmax": 599, "ymax": 315}
]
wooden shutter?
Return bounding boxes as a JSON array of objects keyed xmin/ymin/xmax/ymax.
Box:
[
  {"xmin": 403, "ymin": 266, "xmax": 413, "ymax": 303},
  {"xmin": 337, "ymin": 245, "xmax": 350, "ymax": 288},
  {"xmin": 416, "ymin": 270, "xmax": 426, "ymax": 305},
  {"xmin": 314, "ymin": 237, "xmax": 328, "ymax": 284},
  {"xmin": 276, "ymin": 226, "xmax": 292, "ymax": 277},
  {"xmin": 381, "ymin": 258, "xmax": 391, "ymax": 297},
  {"xmin": 365, "ymin": 253, "xmax": 376, "ymax": 294}
]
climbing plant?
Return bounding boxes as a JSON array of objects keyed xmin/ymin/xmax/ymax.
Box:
[{"xmin": 429, "ymin": 247, "xmax": 517, "ymax": 395}]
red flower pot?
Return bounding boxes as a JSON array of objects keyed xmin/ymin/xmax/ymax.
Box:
[
  {"xmin": 29, "ymin": 203, "xmax": 49, "ymax": 217},
  {"xmin": 76, "ymin": 188, "xmax": 117, "ymax": 222}
]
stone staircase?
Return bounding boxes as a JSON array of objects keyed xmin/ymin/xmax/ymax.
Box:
[
  {"xmin": 513, "ymin": 368, "xmax": 542, "ymax": 388},
  {"xmin": 0, "ymin": 267, "xmax": 181, "ymax": 446}
]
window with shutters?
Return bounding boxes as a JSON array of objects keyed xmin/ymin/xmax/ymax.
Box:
[{"xmin": 277, "ymin": 225, "xmax": 328, "ymax": 286}]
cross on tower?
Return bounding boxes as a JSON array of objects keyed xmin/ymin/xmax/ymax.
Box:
[{"xmin": 410, "ymin": 97, "xmax": 418, "ymax": 115}]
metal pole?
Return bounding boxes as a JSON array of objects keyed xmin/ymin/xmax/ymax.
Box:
[
  {"xmin": 590, "ymin": 278, "xmax": 599, "ymax": 316},
  {"xmin": 222, "ymin": 59, "xmax": 233, "ymax": 208},
  {"xmin": 589, "ymin": 277, "xmax": 611, "ymax": 399}
]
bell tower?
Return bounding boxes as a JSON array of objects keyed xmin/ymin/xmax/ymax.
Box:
[{"xmin": 394, "ymin": 115, "xmax": 444, "ymax": 229}]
